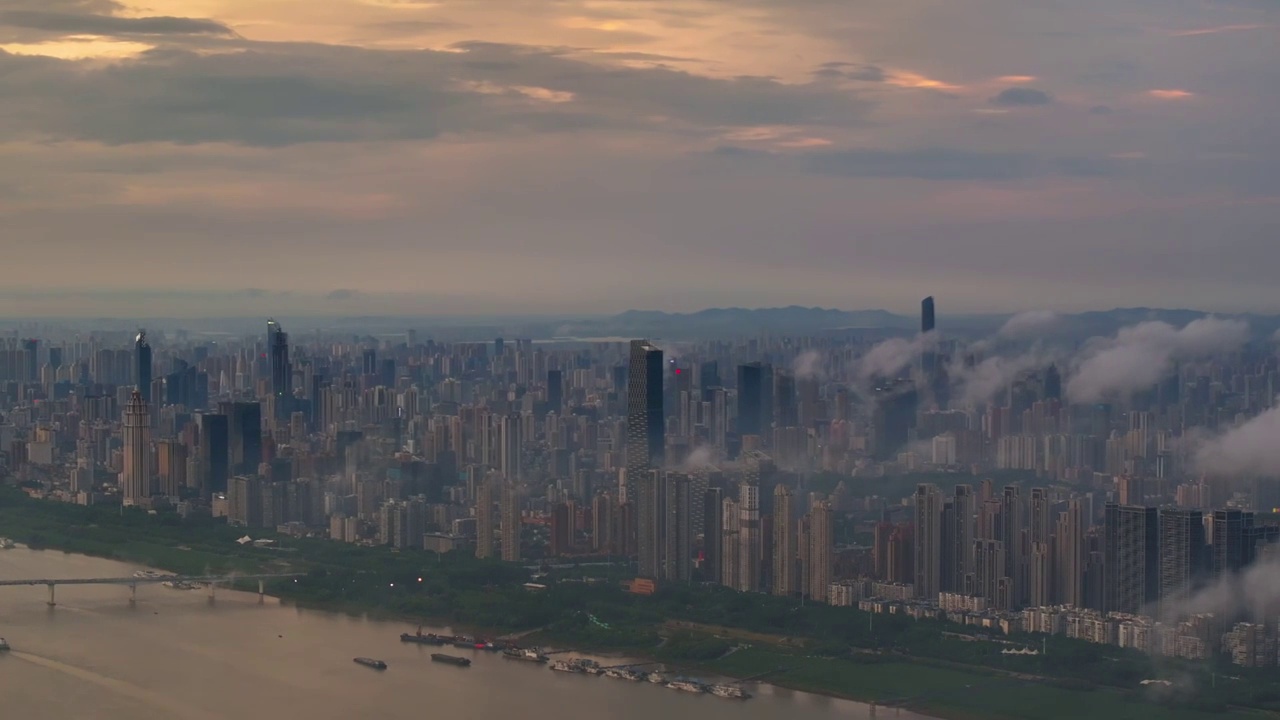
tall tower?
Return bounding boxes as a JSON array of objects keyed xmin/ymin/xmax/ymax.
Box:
[
  {"xmin": 921, "ymin": 296, "xmax": 936, "ymax": 334},
  {"xmin": 134, "ymin": 331, "xmax": 152, "ymax": 403},
  {"xmin": 267, "ymin": 318, "xmax": 291, "ymax": 424},
  {"xmin": 914, "ymin": 484, "xmax": 944, "ymax": 599},
  {"xmin": 771, "ymin": 485, "xmax": 795, "ymax": 597},
  {"xmin": 121, "ymin": 391, "xmax": 152, "ymax": 506},
  {"xmin": 627, "ymin": 339, "xmax": 664, "ymax": 577}
]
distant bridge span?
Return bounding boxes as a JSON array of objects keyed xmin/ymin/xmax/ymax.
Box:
[{"xmin": 0, "ymin": 573, "xmax": 302, "ymax": 605}]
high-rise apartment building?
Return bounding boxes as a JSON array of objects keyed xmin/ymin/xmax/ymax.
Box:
[
  {"xmin": 736, "ymin": 481, "xmax": 761, "ymax": 592},
  {"xmin": 475, "ymin": 477, "xmax": 494, "ymax": 559},
  {"xmin": 1056, "ymin": 500, "xmax": 1086, "ymax": 607},
  {"xmin": 914, "ymin": 484, "xmax": 944, "ymax": 599},
  {"xmin": 952, "ymin": 484, "xmax": 976, "ymax": 592},
  {"xmin": 662, "ymin": 472, "xmax": 693, "ymax": 582},
  {"xmin": 500, "ymin": 480, "xmax": 520, "ymax": 562},
  {"xmin": 771, "ymin": 485, "xmax": 795, "ymax": 597},
  {"xmin": 1159, "ymin": 509, "xmax": 1207, "ymax": 615},
  {"xmin": 1104, "ymin": 504, "xmax": 1159, "ymax": 614},
  {"xmin": 804, "ymin": 500, "xmax": 834, "ymax": 602}
]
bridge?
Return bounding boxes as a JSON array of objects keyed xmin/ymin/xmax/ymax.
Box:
[{"xmin": 0, "ymin": 574, "xmax": 302, "ymax": 606}]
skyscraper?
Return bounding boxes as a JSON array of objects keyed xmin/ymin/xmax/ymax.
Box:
[
  {"xmin": 268, "ymin": 318, "xmax": 291, "ymax": 424},
  {"xmin": 772, "ymin": 485, "xmax": 795, "ymax": 597},
  {"xmin": 703, "ymin": 486, "xmax": 723, "ymax": 583},
  {"xmin": 921, "ymin": 296, "xmax": 936, "ymax": 334},
  {"xmin": 120, "ymin": 391, "xmax": 152, "ymax": 506},
  {"xmin": 737, "ymin": 361, "xmax": 762, "ymax": 435},
  {"xmin": 627, "ymin": 339, "xmax": 663, "ymax": 577},
  {"xmin": 134, "ymin": 331, "xmax": 152, "ymax": 403},
  {"xmin": 500, "ymin": 414, "xmax": 522, "ymax": 482}
]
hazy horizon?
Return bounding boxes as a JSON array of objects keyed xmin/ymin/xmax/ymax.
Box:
[{"xmin": 2, "ymin": 0, "xmax": 1278, "ymax": 315}]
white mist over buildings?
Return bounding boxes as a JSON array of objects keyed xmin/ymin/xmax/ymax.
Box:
[{"xmin": 1065, "ymin": 317, "xmax": 1249, "ymax": 404}]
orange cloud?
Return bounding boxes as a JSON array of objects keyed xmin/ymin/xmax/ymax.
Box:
[
  {"xmin": 1147, "ymin": 89, "xmax": 1194, "ymax": 100},
  {"xmin": 885, "ymin": 70, "xmax": 960, "ymax": 91},
  {"xmin": 1172, "ymin": 24, "xmax": 1266, "ymax": 37},
  {"xmin": 996, "ymin": 75, "xmax": 1037, "ymax": 83}
]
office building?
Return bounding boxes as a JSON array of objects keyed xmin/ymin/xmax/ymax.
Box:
[
  {"xmin": 772, "ymin": 484, "xmax": 795, "ymax": 597},
  {"xmin": 627, "ymin": 339, "xmax": 663, "ymax": 577},
  {"xmin": 1105, "ymin": 504, "xmax": 1159, "ymax": 614},
  {"xmin": 120, "ymin": 391, "xmax": 152, "ymax": 506}
]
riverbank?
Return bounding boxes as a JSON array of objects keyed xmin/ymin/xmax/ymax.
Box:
[{"xmin": 0, "ymin": 492, "xmax": 1270, "ymax": 720}]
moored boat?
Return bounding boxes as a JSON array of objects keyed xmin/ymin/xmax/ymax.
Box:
[
  {"xmin": 431, "ymin": 653, "xmax": 472, "ymax": 667},
  {"xmin": 353, "ymin": 657, "xmax": 387, "ymax": 670}
]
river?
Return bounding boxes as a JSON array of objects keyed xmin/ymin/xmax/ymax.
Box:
[{"xmin": 0, "ymin": 548, "xmax": 933, "ymax": 720}]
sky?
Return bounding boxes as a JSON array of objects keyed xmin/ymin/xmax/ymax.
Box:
[{"xmin": 0, "ymin": 0, "xmax": 1277, "ymax": 317}]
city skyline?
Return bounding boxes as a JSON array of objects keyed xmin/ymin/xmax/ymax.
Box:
[{"xmin": 2, "ymin": 0, "xmax": 1278, "ymax": 315}]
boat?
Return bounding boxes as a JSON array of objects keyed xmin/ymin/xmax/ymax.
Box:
[
  {"xmin": 603, "ymin": 667, "xmax": 643, "ymax": 681},
  {"xmin": 667, "ymin": 679, "xmax": 707, "ymax": 694},
  {"xmin": 353, "ymin": 657, "xmax": 387, "ymax": 670},
  {"xmin": 0, "ymin": 638, "xmax": 10, "ymax": 651},
  {"xmin": 400, "ymin": 627, "xmax": 448, "ymax": 645},
  {"xmin": 502, "ymin": 647, "xmax": 549, "ymax": 663},
  {"xmin": 646, "ymin": 671, "xmax": 666, "ymax": 684},
  {"xmin": 579, "ymin": 659, "xmax": 604, "ymax": 675},
  {"xmin": 451, "ymin": 635, "xmax": 477, "ymax": 649},
  {"xmin": 133, "ymin": 570, "xmax": 167, "ymax": 579},
  {"xmin": 708, "ymin": 684, "xmax": 751, "ymax": 699},
  {"xmin": 431, "ymin": 653, "xmax": 471, "ymax": 667},
  {"xmin": 550, "ymin": 659, "xmax": 587, "ymax": 673},
  {"xmin": 162, "ymin": 580, "xmax": 197, "ymax": 590},
  {"xmin": 0, "ymin": 537, "xmax": 15, "ymax": 549}
]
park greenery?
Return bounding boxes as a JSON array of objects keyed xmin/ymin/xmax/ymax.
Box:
[{"xmin": 1, "ymin": 486, "xmax": 1278, "ymax": 719}]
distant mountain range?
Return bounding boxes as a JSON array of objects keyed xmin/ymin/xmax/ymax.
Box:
[
  {"xmin": 550, "ymin": 306, "xmax": 1280, "ymax": 342},
  {"xmin": 6, "ymin": 306, "xmax": 1278, "ymax": 343}
]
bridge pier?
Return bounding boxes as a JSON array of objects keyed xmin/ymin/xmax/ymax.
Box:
[
  {"xmin": 258, "ymin": 579, "xmax": 265, "ymax": 604},
  {"xmin": 208, "ymin": 582, "xmax": 216, "ymax": 600},
  {"xmin": 47, "ymin": 583, "xmax": 55, "ymax": 607},
  {"xmin": 130, "ymin": 582, "xmax": 138, "ymax": 605}
]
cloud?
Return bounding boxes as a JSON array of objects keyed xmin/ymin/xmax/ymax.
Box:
[
  {"xmin": 1147, "ymin": 89, "xmax": 1194, "ymax": 100},
  {"xmin": 1065, "ymin": 317, "xmax": 1249, "ymax": 403},
  {"xmin": 998, "ymin": 310, "xmax": 1060, "ymax": 338},
  {"xmin": 989, "ymin": 87, "xmax": 1053, "ymax": 107},
  {"xmin": 813, "ymin": 61, "xmax": 885, "ymax": 82},
  {"xmin": 858, "ymin": 331, "xmax": 936, "ymax": 381},
  {"xmin": 951, "ymin": 350, "xmax": 1058, "ymax": 406},
  {"xmin": 791, "ymin": 349, "xmax": 823, "ymax": 379},
  {"xmin": 0, "ymin": 41, "xmax": 873, "ymax": 147},
  {"xmin": 1193, "ymin": 406, "xmax": 1280, "ymax": 477},
  {"xmin": 803, "ymin": 148, "xmax": 1118, "ymax": 181},
  {"xmin": 1158, "ymin": 550, "xmax": 1280, "ymax": 624},
  {"xmin": 0, "ymin": 11, "xmax": 234, "ymax": 36},
  {"xmin": 677, "ymin": 445, "xmax": 718, "ymax": 471}
]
